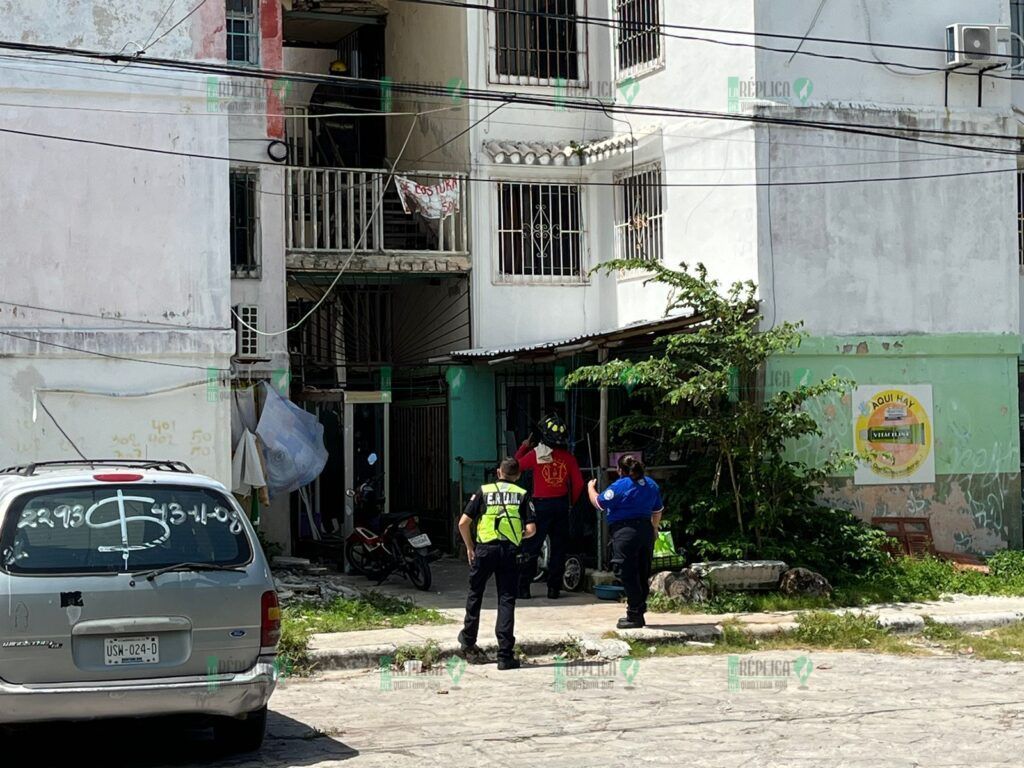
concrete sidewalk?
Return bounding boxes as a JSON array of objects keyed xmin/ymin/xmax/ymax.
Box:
[{"xmin": 310, "ymin": 560, "xmax": 1024, "ymax": 668}]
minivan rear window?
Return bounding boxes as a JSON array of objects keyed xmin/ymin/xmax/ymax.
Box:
[{"xmin": 0, "ymin": 484, "xmax": 252, "ymax": 574}]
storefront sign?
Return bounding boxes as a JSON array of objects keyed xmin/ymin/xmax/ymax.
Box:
[{"xmin": 853, "ymin": 385, "xmax": 935, "ymax": 485}]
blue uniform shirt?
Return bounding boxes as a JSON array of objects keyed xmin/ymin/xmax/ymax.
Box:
[{"xmin": 598, "ymin": 476, "xmax": 663, "ymax": 525}]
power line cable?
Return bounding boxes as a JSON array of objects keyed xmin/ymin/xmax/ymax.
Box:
[
  {"xmin": 0, "ymin": 123, "xmax": 1013, "ymax": 189},
  {"xmin": 2, "ymin": 41, "xmax": 1023, "ymax": 145}
]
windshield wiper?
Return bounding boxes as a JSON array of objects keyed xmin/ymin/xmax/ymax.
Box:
[{"xmin": 132, "ymin": 562, "xmax": 247, "ymax": 581}]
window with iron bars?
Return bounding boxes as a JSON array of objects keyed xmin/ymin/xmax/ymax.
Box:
[
  {"xmin": 226, "ymin": 0, "xmax": 259, "ymax": 66},
  {"xmin": 615, "ymin": 0, "xmax": 662, "ymax": 77},
  {"xmin": 1018, "ymin": 168, "xmax": 1024, "ymax": 267},
  {"xmin": 497, "ymin": 182, "xmax": 586, "ymax": 282},
  {"xmin": 491, "ymin": 0, "xmax": 586, "ymax": 85},
  {"xmin": 230, "ymin": 168, "xmax": 260, "ymax": 275},
  {"xmin": 235, "ymin": 305, "xmax": 260, "ymax": 358},
  {"xmin": 615, "ymin": 163, "xmax": 665, "ymax": 264}
]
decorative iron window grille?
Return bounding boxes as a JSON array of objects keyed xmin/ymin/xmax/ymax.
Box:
[
  {"xmin": 236, "ymin": 305, "xmax": 260, "ymax": 358},
  {"xmin": 497, "ymin": 182, "xmax": 585, "ymax": 282}
]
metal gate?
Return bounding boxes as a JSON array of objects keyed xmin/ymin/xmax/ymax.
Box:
[{"xmin": 391, "ymin": 402, "xmax": 451, "ymax": 550}]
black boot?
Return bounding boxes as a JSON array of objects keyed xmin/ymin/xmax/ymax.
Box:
[
  {"xmin": 497, "ymin": 657, "xmax": 522, "ymax": 671},
  {"xmin": 518, "ymin": 585, "xmax": 532, "ymax": 599},
  {"xmin": 547, "ymin": 587, "xmax": 561, "ymax": 600},
  {"xmin": 457, "ymin": 631, "xmax": 480, "ymax": 653},
  {"xmin": 616, "ymin": 616, "xmax": 645, "ymax": 630}
]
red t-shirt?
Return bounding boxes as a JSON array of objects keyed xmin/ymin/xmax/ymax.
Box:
[{"xmin": 515, "ymin": 444, "xmax": 584, "ymax": 503}]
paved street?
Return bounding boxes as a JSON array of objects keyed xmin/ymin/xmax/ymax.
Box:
[{"xmin": 14, "ymin": 651, "xmax": 1024, "ymax": 767}]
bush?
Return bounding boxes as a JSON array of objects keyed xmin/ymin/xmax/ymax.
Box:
[{"xmin": 987, "ymin": 550, "xmax": 1024, "ymax": 581}]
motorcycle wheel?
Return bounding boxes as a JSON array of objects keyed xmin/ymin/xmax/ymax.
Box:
[
  {"xmin": 406, "ymin": 554, "xmax": 432, "ymax": 591},
  {"xmin": 345, "ymin": 540, "xmax": 383, "ymax": 578},
  {"xmin": 533, "ymin": 537, "xmax": 550, "ymax": 583},
  {"xmin": 563, "ymin": 555, "xmax": 584, "ymax": 592}
]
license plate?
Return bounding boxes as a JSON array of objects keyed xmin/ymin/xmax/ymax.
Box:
[
  {"xmin": 408, "ymin": 533, "xmax": 431, "ymax": 548},
  {"xmin": 104, "ymin": 636, "xmax": 160, "ymax": 666}
]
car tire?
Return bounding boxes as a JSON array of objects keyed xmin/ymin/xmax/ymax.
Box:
[{"xmin": 215, "ymin": 706, "xmax": 267, "ymax": 754}]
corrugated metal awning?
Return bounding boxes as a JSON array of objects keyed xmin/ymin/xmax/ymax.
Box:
[{"xmin": 431, "ymin": 313, "xmax": 706, "ymax": 365}]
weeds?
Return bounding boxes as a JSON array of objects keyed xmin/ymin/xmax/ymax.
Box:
[
  {"xmin": 279, "ymin": 591, "xmax": 450, "ymax": 675},
  {"xmin": 393, "ymin": 640, "xmax": 442, "ymax": 670}
]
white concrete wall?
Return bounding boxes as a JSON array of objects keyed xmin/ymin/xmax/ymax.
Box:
[
  {"xmin": 754, "ymin": 109, "xmax": 1018, "ymax": 337},
  {"xmin": 0, "ymin": 2, "xmax": 234, "ymax": 484},
  {"xmin": 754, "ymin": 0, "xmax": 1010, "ymax": 111}
]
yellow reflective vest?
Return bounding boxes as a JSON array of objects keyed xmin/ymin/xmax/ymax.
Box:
[{"xmin": 475, "ymin": 482, "xmax": 529, "ymax": 546}]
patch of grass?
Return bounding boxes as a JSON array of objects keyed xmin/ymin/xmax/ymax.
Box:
[
  {"xmin": 921, "ymin": 618, "xmax": 964, "ymax": 642},
  {"xmin": 393, "ymin": 639, "xmax": 442, "ymax": 670},
  {"xmin": 283, "ymin": 591, "xmax": 449, "ymax": 635},
  {"xmin": 789, "ymin": 611, "xmax": 909, "ymax": 653},
  {"xmin": 279, "ymin": 591, "xmax": 450, "ymax": 674}
]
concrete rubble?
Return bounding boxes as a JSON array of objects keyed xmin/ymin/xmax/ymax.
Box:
[{"xmin": 272, "ymin": 557, "xmax": 363, "ymax": 606}]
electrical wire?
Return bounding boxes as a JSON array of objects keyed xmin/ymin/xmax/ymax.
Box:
[
  {"xmin": 0, "ymin": 299, "xmax": 229, "ymax": 330},
  {"xmin": 0, "ymin": 123, "xmax": 1012, "ymax": 189},
  {"xmin": 36, "ymin": 396, "xmax": 88, "ymax": 460},
  {"xmin": 146, "ymin": 0, "xmax": 211, "ymax": 53},
  {"xmin": 0, "ymin": 330, "xmax": 230, "ymax": 372},
  {"xmin": 2, "ymin": 42, "xmax": 1023, "ymax": 146}
]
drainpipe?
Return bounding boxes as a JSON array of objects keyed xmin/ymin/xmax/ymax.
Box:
[{"xmin": 598, "ymin": 347, "xmax": 609, "ymax": 571}]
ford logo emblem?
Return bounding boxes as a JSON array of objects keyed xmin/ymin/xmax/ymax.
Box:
[{"xmin": 230, "ymin": 630, "xmax": 246, "ymax": 638}]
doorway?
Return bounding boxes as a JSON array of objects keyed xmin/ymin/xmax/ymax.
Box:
[{"xmin": 344, "ymin": 391, "xmax": 391, "ymax": 539}]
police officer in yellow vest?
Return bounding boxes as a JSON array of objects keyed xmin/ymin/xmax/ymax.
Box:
[{"xmin": 458, "ymin": 457, "xmax": 537, "ymax": 670}]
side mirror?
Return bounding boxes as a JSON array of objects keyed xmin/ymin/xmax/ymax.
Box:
[{"xmin": 345, "ymin": 489, "xmax": 356, "ymax": 498}]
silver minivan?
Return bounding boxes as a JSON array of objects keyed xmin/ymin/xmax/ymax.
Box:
[{"xmin": 0, "ymin": 460, "xmax": 279, "ymax": 752}]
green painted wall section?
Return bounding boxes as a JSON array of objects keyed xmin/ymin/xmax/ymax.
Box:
[
  {"xmin": 766, "ymin": 333, "xmax": 1022, "ymax": 554},
  {"xmin": 447, "ymin": 365, "xmax": 497, "ymax": 488}
]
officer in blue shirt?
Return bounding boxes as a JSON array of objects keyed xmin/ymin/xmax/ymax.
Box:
[{"xmin": 588, "ymin": 455, "xmax": 664, "ymax": 629}]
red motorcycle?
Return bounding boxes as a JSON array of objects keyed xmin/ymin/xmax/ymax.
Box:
[{"xmin": 343, "ymin": 477, "xmax": 433, "ymax": 591}]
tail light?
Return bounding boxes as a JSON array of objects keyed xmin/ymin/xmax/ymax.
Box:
[
  {"xmin": 261, "ymin": 590, "xmax": 281, "ymax": 647},
  {"xmin": 404, "ymin": 517, "xmax": 419, "ymax": 531}
]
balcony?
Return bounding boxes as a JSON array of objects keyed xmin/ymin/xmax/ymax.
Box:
[{"xmin": 285, "ymin": 167, "xmax": 469, "ymax": 274}]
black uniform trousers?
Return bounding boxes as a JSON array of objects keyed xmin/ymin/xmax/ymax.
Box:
[
  {"xmin": 518, "ymin": 496, "xmax": 569, "ymax": 593},
  {"xmin": 461, "ymin": 540, "xmax": 520, "ymax": 660},
  {"xmin": 609, "ymin": 518, "xmax": 655, "ymax": 620}
]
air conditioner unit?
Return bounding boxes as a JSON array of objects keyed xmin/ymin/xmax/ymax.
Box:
[{"xmin": 946, "ymin": 24, "xmax": 1010, "ymax": 67}]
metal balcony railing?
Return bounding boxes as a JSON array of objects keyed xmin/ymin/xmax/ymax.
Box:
[{"xmin": 285, "ymin": 167, "xmax": 469, "ymax": 256}]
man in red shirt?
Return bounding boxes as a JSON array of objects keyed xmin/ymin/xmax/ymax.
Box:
[{"xmin": 515, "ymin": 415, "xmax": 584, "ymax": 599}]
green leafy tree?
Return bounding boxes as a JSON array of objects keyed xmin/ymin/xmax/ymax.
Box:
[{"xmin": 567, "ymin": 260, "xmax": 853, "ymax": 553}]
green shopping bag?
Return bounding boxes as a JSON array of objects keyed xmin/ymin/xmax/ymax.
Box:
[{"xmin": 654, "ymin": 529, "xmax": 676, "ymax": 557}]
